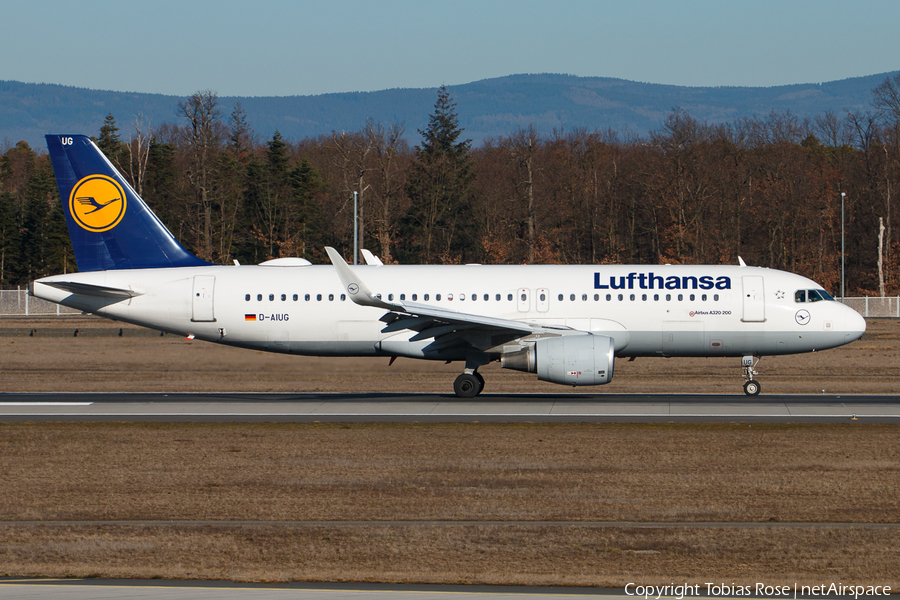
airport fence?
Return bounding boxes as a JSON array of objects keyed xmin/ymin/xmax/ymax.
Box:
[
  {"xmin": 0, "ymin": 288, "xmax": 897, "ymax": 318},
  {"xmin": 0, "ymin": 288, "xmax": 81, "ymax": 316},
  {"xmin": 840, "ymin": 296, "xmax": 900, "ymax": 318}
]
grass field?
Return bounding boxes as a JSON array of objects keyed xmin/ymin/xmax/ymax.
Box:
[
  {"xmin": 0, "ymin": 317, "xmax": 898, "ymax": 586},
  {"xmin": 1, "ymin": 316, "xmax": 898, "ymax": 394}
]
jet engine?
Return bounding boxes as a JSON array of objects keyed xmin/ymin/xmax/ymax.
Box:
[{"xmin": 501, "ymin": 334, "xmax": 615, "ymax": 386}]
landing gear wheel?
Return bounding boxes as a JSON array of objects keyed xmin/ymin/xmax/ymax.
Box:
[
  {"xmin": 743, "ymin": 380, "xmax": 761, "ymax": 396},
  {"xmin": 474, "ymin": 372, "xmax": 485, "ymax": 395},
  {"xmin": 454, "ymin": 373, "xmax": 481, "ymax": 398}
]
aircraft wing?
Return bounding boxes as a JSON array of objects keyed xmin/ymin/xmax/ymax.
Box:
[{"xmin": 325, "ymin": 247, "xmax": 563, "ymax": 351}]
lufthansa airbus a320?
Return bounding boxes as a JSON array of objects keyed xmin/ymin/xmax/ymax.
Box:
[{"xmin": 31, "ymin": 135, "xmax": 866, "ymax": 397}]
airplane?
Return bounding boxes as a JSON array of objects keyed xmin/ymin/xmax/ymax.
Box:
[{"xmin": 31, "ymin": 134, "xmax": 867, "ymax": 398}]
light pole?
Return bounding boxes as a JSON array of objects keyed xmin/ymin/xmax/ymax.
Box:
[
  {"xmin": 353, "ymin": 191, "xmax": 358, "ymax": 265},
  {"xmin": 841, "ymin": 192, "xmax": 846, "ymax": 302}
]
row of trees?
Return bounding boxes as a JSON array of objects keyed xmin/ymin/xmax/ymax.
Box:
[{"xmin": 3, "ymin": 79, "xmax": 900, "ymax": 296}]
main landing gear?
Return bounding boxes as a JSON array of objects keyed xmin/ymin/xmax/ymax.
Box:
[
  {"xmin": 453, "ymin": 371, "xmax": 485, "ymax": 398},
  {"xmin": 454, "ymin": 352, "xmax": 489, "ymax": 398},
  {"xmin": 742, "ymin": 355, "xmax": 761, "ymax": 396}
]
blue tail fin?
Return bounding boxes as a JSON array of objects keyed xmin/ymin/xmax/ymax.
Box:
[{"xmin": 45, "ymin": 134, "xmax": 211, "ymax": 272}]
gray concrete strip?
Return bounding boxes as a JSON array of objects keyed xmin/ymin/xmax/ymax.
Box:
[{"xmin": 0, "ymin": 392, "xmax": 898, "ymax": 423}]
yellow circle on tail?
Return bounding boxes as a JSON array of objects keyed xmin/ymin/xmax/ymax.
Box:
[{"xmin": 69, "ymin": 175, "xmax": 127, "ymax": 232}]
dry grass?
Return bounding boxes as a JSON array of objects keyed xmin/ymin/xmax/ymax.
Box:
[
  {"xmin": 1, "ymin": 317, "xmax": 899, "ymax": 585},
  {"xmin": 0, "ymin": 317, "xmax": 898, "ymax": 394},
  {"xmin": 2, "ymin": 525, "xmax": 897, "ymax": 587},
  {"xmin": 0, "ymin": 422, "xmax": 899, "ymax": 585},
  {"xmin": 1, "ymin": 423, "xmax": 899, "ymax": 524}
]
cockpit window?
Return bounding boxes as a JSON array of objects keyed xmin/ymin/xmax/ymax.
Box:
[{"xmin": 795, "ymin": 289, "xmax": 834, "ymax": 303}]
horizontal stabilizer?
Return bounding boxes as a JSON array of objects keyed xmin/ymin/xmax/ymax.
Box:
[{"xmin": 43, "ymin": 281, "xmax": 142, "ymax": 299}]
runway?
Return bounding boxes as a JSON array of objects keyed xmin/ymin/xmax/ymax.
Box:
[
  {"xmin": 1, "ymin": 392, "xmax": 898, "ymax": 422},
  {"xmin": 0, "ymin": 579, "xmax": 623, "ymax": 599}
]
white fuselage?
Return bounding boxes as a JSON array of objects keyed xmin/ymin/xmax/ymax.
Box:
[{"xmin": 32, "ymin": 263, "xmax": 866, "ymax": 361}]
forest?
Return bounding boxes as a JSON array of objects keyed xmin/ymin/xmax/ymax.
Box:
[{"xmin": 2, "ymin": 78, "xmax": 900, "ymax": 297}]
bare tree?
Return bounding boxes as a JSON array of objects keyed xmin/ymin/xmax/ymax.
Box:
[
  {"xmin": 178, "ymin": 90, "xmax": 221, "ymax": 261},
  {"xmin": 365, "ymin": 120, "xmax": 408, "ymax": 263},
  {"xmin": 331, "ymin": 129, "xmax": 373, "ymax": 262},
  {"xmin": 502, "ymin": 125, "xmax": 540, "ymax": 263},
  {"xmin": 123, "ymin": 114, "xmax": 152, "ymax": 197}
]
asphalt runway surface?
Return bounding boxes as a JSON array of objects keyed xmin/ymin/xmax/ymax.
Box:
[
  {"xmin": 0, "ymin": 579, "xmax": 859, "ymax": 600},
  {"xmin": 1, "ymin": 392, "xmax": 898, "ymax": 423},
  {"xmin": 0, "ymin": 579, "xmax": 611, "ymax": 599}
]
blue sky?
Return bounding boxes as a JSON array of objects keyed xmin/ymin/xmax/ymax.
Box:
[{"xmin": 2, "ymin": 0, "xmax": 899, "ymax": 97}]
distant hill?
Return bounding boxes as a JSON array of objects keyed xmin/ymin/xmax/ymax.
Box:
[{"xmin": 1, "ymin": 72, "xmax": 896, "ymax": 150}]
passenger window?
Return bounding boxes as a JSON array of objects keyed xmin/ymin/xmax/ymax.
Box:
[
  {"xmin": 714, "ymin": 294, "xmax": 719, "ymax": 301},
  {"xmin": 570, "ymin": 294, "xmax": 575, "ymax": 301},
  {"xmin": 642, "ymin": 294, "xmax": 647, "ymax": 301},
  {"xmin": 666, "ymin": 294, "xmax": 671, "ymax": 301},
  {"xmin": 702, "ymin": 294, "xmax": 707, "ymax": 301},
  {"xmin": 400, "ymin": 294, "xmax": 406, "ymax": 301},
  {"xmin": 508, "ymin": 294, "xmax": 513, "ymax": 301},
  {"xmin": 582, "ymin": 294, "xmax": 587, "ymax": 301},
  {"xmin": 257, "ymin": 294, "xmax": 262, "ymax": 301},
  {"xmin": 316, "ymin": 294, "xmax": 322, "ymax": 301},
  {"xmin": 293, "ymin": 294, "xmax": 298, "ymax": 301},
  {"xmin": 424, "ymin": 294, "xmax": 429, "ymax": 301},
  {"xmin": 341, "ymin": 294, "xmax": 346, "ymax": 301},
  {"xmin": 540, "ymin": 293, "xmax": 546, "ymax": 301},
  {"xmin": 245, "ymin": 294, "xmax": 251, "ymax": 301},
  {"xmin": 269, "ymin": 294, "xmax": 275, "ymax": 301},
  {"xmin": 329, "ymin": 294, "xmax": 334, "ymax": 301},
  {"xmin": 436, "ymin": 294, "xmax": 442, "ymax": 301},
  {"xmin": 305, "ymin": 294, "xmax": 310, "ymax": 301},
  {"xmin": 388, "ymin": 294, "xmax": 394, "ymax": 301},
  {"xmin": 484, "ymin": 294, "xmax": 489, "ymax": 301},
  {"xmin": 654, "ymin": 294, "xmax": 659, "ymax": 301},
  {"xmin": 689, "ymin": 294, "xmax": 695, "ymax": 301},
  {"xmin": 472, "ymin": 294, "xmax": 477, "ymax": 301},
  {"xmin": 630, "ymin": 294, "xmax": 635, "ymax": 301},
  {"xmin": 606, "ymin": 294, "xmax": 611, "ymax": 301},
  {"xmin": 412, "ymin": 294, "xmax": 418, "ymax": 301},
  {"xmin": 521, "ymin": 293, "xmax": 526, "ymax": 301},
  {"xmin": 618, "ymin": 294, "xmax": 623, "ymax": 301},
  {"xmin": 677, "ymin": 294, "xmax": 683, "ymax": 301},
  {"xmin": 558, "ymin": 294, "xmax": 564, "ymax": 301},
  {"xmin": 594, "ymin": 294, "xmax": 599, "ymax": 301},
  {"xmin": 281, "ymin": 294, "xmax": 286, "ymax": 301}
]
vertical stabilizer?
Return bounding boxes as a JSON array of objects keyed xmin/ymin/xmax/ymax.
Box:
[{"xmin": 45, "ymin": 134, "xmax": 210, "ymax": 272}]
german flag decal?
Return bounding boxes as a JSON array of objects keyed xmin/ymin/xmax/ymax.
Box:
[{"xmin": 244, "ymin": 314, "xmax": 257, "ymax": 321}]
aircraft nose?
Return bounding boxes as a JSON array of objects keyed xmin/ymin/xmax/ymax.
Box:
[{"xmin": 842, "ymin": 305, "xmax": 866, "ymax": 342}]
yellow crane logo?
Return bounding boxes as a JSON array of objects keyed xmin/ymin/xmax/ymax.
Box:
[{"xmin": 69, "ymin": 175, "xmax": 127, "ymax": 232}]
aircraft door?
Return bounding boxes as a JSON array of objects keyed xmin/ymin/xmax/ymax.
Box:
[
  {"xmin": 191, "ymin": 275, "xmax": 216, "ymax": 322},
  {"xmin": 536, "ymin": 288, "xmax": 549, "ymax": 312},
  {"xmin": 741, "ymin": 276, "xmax": 766, "ymax": 322},
  {"xmin": 517, "ymin": 288, "xmax": 530, "ymax": 313}
]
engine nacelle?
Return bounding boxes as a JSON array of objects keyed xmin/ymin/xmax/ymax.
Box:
[{"xmin": 501, "ymin": 334, "xmax": 615, "ymax": 386}]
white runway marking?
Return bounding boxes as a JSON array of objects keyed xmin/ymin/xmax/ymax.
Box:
[{"xmin": 0, "ymin": 402, "xmax": 93, "ymax": 406}]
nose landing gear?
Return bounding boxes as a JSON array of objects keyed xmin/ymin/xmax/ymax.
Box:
[{"xmin": 742, "ymin": 355, "xmax": 761, "ymax": 396}]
